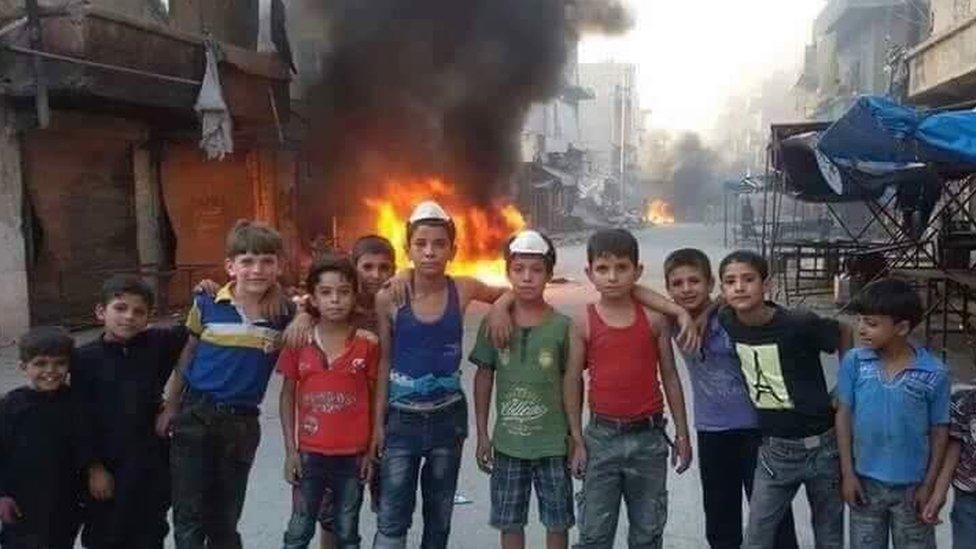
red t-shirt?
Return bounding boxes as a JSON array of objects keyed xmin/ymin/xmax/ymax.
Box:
[
  {"xmin": 586, "ymin": 302, "xmax": 664, "ymax": 419},
  {"xmin": 276, "ymin": 330, "xmax": 379, "ymax": 455}
]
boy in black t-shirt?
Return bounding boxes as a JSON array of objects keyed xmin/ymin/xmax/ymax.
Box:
[{"xmin": 717, "ymin": 250, "xmax": 851, "ymax": 549}]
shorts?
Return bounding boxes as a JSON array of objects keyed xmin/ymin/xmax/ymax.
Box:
[{"xmin": 489, "ymin": 452, "xmax": 574, "ymax": 532}]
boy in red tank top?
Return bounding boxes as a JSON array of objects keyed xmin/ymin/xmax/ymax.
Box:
[{"xmin": 565, "ymin": 229, "xmax": 692, "ymax": 549}]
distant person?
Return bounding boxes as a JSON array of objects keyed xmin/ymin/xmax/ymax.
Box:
[
  {"xmin": 836, "ymin": 278, "xmax": 950, "ymax": 549},
  {"xmin": 73, "ymin": 275, "xmax": 187, "ymax": 549},
  {"xmin": 705, "ymin": 204, "xmax": 716, "ymax": 226},
  {"xmin": 664, "ymin": 249, "xmax": 797, "ymax": 549},
  {"xmin": 717, "ymin": 250, "xmax": 851, "ymax": 549},
  {"xmin": 741, "ymin": 199, "xmax": 755, "ymax": 238},
  {"xmin": 0, "ymin": 327, "xmax": 80, "ymax": 548}
]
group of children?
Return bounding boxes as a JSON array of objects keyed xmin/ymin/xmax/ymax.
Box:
[{"xmin": 0, "ymin": 200, "xmax": 974, "ymax": 549}]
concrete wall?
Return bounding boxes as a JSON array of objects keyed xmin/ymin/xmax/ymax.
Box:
[
  {"xmin": 932, "ymin": 0, "xmax": 975, "ymax": 34},
  {"xmin": 0, "ymin": 102, "xmax": 30, "ymax": 342}
]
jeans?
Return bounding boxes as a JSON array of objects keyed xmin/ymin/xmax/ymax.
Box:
[
  {"xmin": 743, "ymin": 431, "xmax": 843, "ymax": 549},
  {"xmin": 575, "ymin": 420, "xmax": 669, "ymax": 549},
  {"xmin": 283, "ymin": 454, "xmax": 363, "ymax": 549},
  {"xmin": 848, "ymin": 476, "xmax": 934, "ymax": 549},
  {"xmin": 697, "ymin": 429, "xmax": 798, "ymax": 549},
  {"xmin": 373, "ymin": 400, "xmax": 467, "ymax": 549},
  {"xmin": 171, "ymin": 391, "xmax": 261, "ymax": 549},
  {"xmin": 952, "ymin": 488, "xmax": 976, "ymax": 549}
]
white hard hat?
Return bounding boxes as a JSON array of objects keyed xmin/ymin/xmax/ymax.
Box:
[
  {"xmin": 508, "ymin": 230, "xmax": 551, "ymax": 256},
  {"xmin": 408, "ymin": 200, "xmax": 452, "ymax": 223}
]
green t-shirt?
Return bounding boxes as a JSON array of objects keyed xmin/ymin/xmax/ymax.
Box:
[{"xmin": 468, "ymin": 311, "xmax": 571, "ymax": 460}]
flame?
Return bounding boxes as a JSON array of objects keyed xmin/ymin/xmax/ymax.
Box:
[
  {"xmin": 645, "ymin": 199, "xmax": 675, "ymax": 225},
  {"xmin": 364, "ymin": 178, "xmax": 525, "ymax": 286}
]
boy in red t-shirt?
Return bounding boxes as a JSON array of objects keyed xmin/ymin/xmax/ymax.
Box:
[
  {"xmin": 277, "ymin": 255, "xmax": 379, "ymax": 549},
  {"xmin": 564, "ymin": 229, "xmax": 693, "ymax": 548}
]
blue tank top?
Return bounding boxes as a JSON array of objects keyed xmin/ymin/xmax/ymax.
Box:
[{"xmin": 389, "ymin": 278, "xmax": 464, "ymax": 409}]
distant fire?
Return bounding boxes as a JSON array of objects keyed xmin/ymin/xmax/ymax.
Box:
[
  {"xmin": 645, "ymin": 199, "xmax": 676, "ymax": 225},
  {"xmin": 364, "ymin": 178, "xmax": 525, "ymax": 286}
]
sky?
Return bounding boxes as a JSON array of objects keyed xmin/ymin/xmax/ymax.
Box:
[{"xmin": 579, "ymin": 0, "xmax": 826, "ymax": 134}]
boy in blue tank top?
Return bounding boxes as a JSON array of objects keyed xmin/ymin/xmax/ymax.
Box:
[{"xmin": 369, "ymin": 201, "xmax": 513, "ymax": 549}]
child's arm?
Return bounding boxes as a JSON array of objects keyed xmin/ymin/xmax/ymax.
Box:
[
  {"xmin": 922, "ymin": 438, "xmax": 961, "ymax": 524},
  {"xmin": 473, "ymin": 368, "xmax": 494, "ymax": 473},
  {"xmin": 836, "ymin": 403, "xmax": 866, "ymax": 507},
  {"xmin": 837, "ymin": 322, "xmax": 853, "ymax": 356},
  {"xmin": 155, "ymin": 336, "xmax": 198, "ymax": 438},
  {"xmin": 633, "ymin": 285, "xmax": 698, "ymax": 352},
  {"xmin": 916, "ymin": 425, "xmax": 950, "ymax": 513},
  {"xmin": 0, "ymin": 401, "xmax": 20, "ymax": 524},
  {"xmin": 367, "ymin": 290, "xmax": 394, "ymax": 464},
  {"xmin": 279, "ymin": 378, "xmax": 301, "ymax": 485},
  {"xmin": 564, "ymin": 319, "xmax": 587, "ymax": 479},
  {"xmin": 652, "ymin": 313, "xmax": 691, "ymax": 473}
]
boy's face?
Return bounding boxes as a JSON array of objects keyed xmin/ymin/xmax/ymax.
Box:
[
  {"xmin": 720, "ymin": 261, "xmax": 768, "ymax": 313},
  {"xmin": 96, "ymin": 293, "xmax": 151, "ymax": 342},
  {"xmin": 226, "ymin": 252, "xmax": 281, "ymax": 296},
  {"xmin": 507, "ymin": 256, "xmax": 551, "ymax": 302},
  {"xmin": 310, "ymin": 271, "xmax": 356, "ymax": 323},
  {"xmin": 666, "ymin": 265, "xmax": 713, "ymax": 313},
  {"xmin": 407, "ymin": 225, "xmax": 455, "ymax": 277},
  {"xmin": 356, "ymin": 253, "xmax": 395, "ymax": 296},
  {"xmin": 586, "ymin": 254, "xmax": 642, "ymax": 299},
  {"xmin": 856, "ymin": 314, "xmax": 909, "ymax": 350},
  {"xmin": 21, "ymin": 354, "xmax": 69, "ymax": 392}
]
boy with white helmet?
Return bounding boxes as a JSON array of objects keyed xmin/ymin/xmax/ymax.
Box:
[{"xmin": 469, "ymin": 230, "xmax": 578, "ymax": 549}]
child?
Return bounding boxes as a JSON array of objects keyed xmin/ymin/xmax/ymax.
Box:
[
  {"xmin": 350, "ymin": 235, "xmax": 396, "ymax": 332},
  {"xmin": 278, "ymin": 255, "xmax": 379, "ymax": 548},
  {"xmin": 716, "ymin": 250, "xmax": 851, "ymax": 549},
  {"xmin": 369, "ymin": 200, "xmax": 516, "ymax": 549},
  {"xmin": 564, "ymin": 228, "xmax": 693, "ymax": 549},
  {"xmin": 836, "ymin": 278, "xmax": 950, "ymax": 548},
  {"xmin": 157, "ymin": 219, "xmax": 294, "ymax": 549},
  {"xmin": 73, "ymin": 275, "xmax": 187, "ymax": 549},
  {"xmin": 0, "ymin": 327, "xmax": 79, "ymax": 548},
  {"xmin": 469, "ymin": 230, "xmax": 576, "ymax": 549},
  {"xmin": 923, "ymin": 384, "xmax": 976, "ymax": 548},
  {"xmin": 664, "ymin": 249, "xmax": 797, "ymax": 549}
]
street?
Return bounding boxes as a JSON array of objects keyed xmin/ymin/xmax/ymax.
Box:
[{"xmin": 0, "ymin": 223, "xmax": 955, "ymax": 548}]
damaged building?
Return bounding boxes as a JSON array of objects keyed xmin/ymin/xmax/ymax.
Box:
[{"xmin": 0, "ymin": 0, "xmax": 296, "ymax": 339}]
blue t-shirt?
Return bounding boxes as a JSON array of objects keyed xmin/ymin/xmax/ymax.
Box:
[
  {"xmin": 680, "ymin": 310, "xmax": 758, "ymax": 432},
  {"xmin": 837, "ymin": 346, "xmax": 951, "ymax": 485}
]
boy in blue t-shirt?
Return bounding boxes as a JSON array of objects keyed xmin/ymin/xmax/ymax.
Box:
[{"xmin": 836, "ymin": 278, "xmax": 951, "ymax": 548}]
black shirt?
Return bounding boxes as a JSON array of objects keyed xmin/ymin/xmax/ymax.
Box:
[
  {"xmin": 0, "ymin": 386, "xmax": 80, "ymax": 547},
  {"xmin": 72, "ymin": 327, "xmax": 187, "ymax": 471},
  {"xmin": 719, "ymin": 304, "xmax": 841, "ymax": 439}
]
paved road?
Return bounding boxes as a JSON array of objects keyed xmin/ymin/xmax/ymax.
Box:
[{"xmin": 0, "ymin": 223, "xmax": 955, "ymax": 547}]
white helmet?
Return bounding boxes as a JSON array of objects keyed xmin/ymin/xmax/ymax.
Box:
[{"xmin": 408, "ymin": 200, "xmax": 452, "ymax": 223}]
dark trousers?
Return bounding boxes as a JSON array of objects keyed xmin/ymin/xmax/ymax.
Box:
[
  {"xmin": 698, "ymin": 429, "xmax": 798, "ymax": 549},
  {"xmin": 82, "ymin": 459, "xmax": 170, "ymax": 549},
  {"xmin": 171, "ymin": 391, "xmax": 261, "ymax": 549}
]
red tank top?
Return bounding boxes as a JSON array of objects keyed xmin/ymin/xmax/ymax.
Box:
[{"xmin": 586, "ymin": 302, "xmax": 664, "ymax": 419}]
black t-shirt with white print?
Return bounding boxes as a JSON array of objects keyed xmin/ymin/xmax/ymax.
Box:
[{"xmin": 719, "ymin": 304, "xmax": 841, "ymax": 439}]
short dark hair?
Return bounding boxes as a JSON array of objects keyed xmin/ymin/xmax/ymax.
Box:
[
  {"xmin": 406, "ymin": 219, "xmax": 456, "ymax": 245},
  {"xmin": 504, "ymin": 232, "xmax": 557, "ymax": 274},
  {"xmin": 305, "ymin": 254, "xmax": 358, "ymax": 295},
  {"xmin": 664, "ymin": 248, "xmax": 712, "ymax": 283},
  {"xmin": 351, "ymin": 235, "xmax": 395, "ymax": 266},
  {"xmin": 719, "ymin": 250, "xmax": 769, "ymax": 281},
  {"xmin": 225, "ymin": 219, "xmax": 283, "ymax": 258},
  {"xmin": 100, "ymin": 274, "xmax": 154, "ymax": 308},
  {"xmin": 19, "ymin": 326, "xmax": 73, "ymax": 362},
  {"xmin": 849, "ymin": 278, "xmax": 923, "ymax": 328},
  {"xmin": 586, "ymin": 229, "xmax": 639, "ymax": 264}
]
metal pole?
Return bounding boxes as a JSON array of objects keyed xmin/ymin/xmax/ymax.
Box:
[
  {"xmin": 4, "ymin": 44, "xmax": 202, "ymax": 85},
  {"xmin": 24, "ymin": 0, "xmax": 49, "ymax": 128}
]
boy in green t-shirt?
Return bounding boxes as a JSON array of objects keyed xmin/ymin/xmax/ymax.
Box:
[{"xmin": 469, "ymin": 230, "xmax": 581, "ymax": 549}]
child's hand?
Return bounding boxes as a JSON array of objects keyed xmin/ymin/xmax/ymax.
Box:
[
  {"xmin": 282, "ymin": 312, "xmax": 316, "ymax": 347},
  {"xmin": 155, "ymin": 404, "xmax": 178, "ymax": 438},
  {"xmin": 359, "ymin": 455, "xmax": 374, "ymax": 485},
  {"xmin": 485, "ymin": 304, "xmax": 513, "ymax": 350},
  {"xmin": 284, "ymin": 451, "xmax": 302, "ymax": 485},
  {"xmin": 366, "ymin": 425, "xmax": 385, "ymax": 464},
  {"xmin": 0, "ymin": 497, "xmax": 21, "ymax": 524},
  {"xmin": 913, "ymin": 482, "xmax": 933, "ymax": 517},
  {"xmin": 841, "ymin": 474, "xmax": 866, "ymax": 508},
  {"xmin": 674, "ymin": 310, "xmax": 701, "ymax": 354},
  {"xmin": 921, "ymin": 491, "xmax": 946, "ymax": 525},
  {"xmin": 88, "ymin": 465, "xmax": 115, "ymax": 501},
  {"xmin": 193, "ymin": 279, "xmax": 221, "ymax": 296},
  {"xmin": 671, "ymin": 435, "xmax": 692, "ymax": 474},
  {"xmin": 569, "ymin": 438, "xmax": 587, "ymax": 480},
  {"xmin": 476, "ymin": 435, "xmax": 493, "ymax": 474},
  {"xmin": 383, "ymin": 271, "xmax": 412, "ymax": 309}
]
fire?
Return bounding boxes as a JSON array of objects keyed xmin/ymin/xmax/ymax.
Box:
[
  {"xmin": 645, "ymin": 199, "xmax": 675, "ymax": 225},
  {"xmin": 364, "ymin": 178, "xmax": 525, "ymax": 286}
]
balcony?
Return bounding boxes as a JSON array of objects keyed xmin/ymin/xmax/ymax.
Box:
[{"xmin": 907, "ymin": 13, "xmax": 976, "ymax": 105}]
